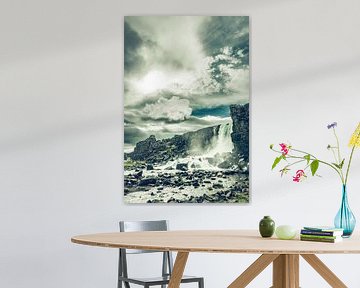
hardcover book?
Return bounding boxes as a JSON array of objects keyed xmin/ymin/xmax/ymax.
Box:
[
  {"xmin": 300, "ymin": 236, "xmax": 343, "ymax": 243},
  {"xmin": 300, "ymin": 234, "xmax": 341, "ymax": 240},
  {"xmin": 303, "ymin": 226, "xmax": 344, "ymax": 232},
  {"xmin": 301, "ymin": 229, "xmax": 343, "ymax": 237}
]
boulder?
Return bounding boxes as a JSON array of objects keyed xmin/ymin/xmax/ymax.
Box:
[
  {"xmin": 176, "ymin": 163, "xmax": 188, "ymax": 171},
  {"xmin": 146, "ymin": 164, "xmax": 154, "ymax": 170},
  {"xmin": 139, "ymin": 177, "xmax": 157, "ymax": 186},
  {"xmin": 230, "ymin": 104, "xmax": 249, "ymax": 162}
]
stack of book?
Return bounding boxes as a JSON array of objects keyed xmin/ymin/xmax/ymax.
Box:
[{"xmin": 300, "ymin": 226, "xmax": 344, "ymax": 243}]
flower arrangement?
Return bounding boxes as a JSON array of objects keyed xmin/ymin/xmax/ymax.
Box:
[
  {"xmin": 270, "ymin": 122, "xmax": 360, "ymax": 185},
  {"xmin": 270, "ymin": 122, "xmax": 360, "ymax": 237}
]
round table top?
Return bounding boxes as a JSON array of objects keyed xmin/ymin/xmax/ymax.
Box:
[{"xmin": 71, "ymin": 230, "xmax": 360, "ymax": 254}]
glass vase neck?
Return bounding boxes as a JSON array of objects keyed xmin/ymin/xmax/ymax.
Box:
[
  {"xmin": 342, "ymin": 185, "xmax": 348, "ymax": 203},
  {"xmin": 342, "ymin": 184, "xmax": 347, "ymax": 194},
  {"xmin": 335, "ymin": 184, "xmax": 356, "ymax": 237}
]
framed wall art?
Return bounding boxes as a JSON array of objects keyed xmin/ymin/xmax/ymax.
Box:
[{"xmin": 124, "ymin": 16, "xmax": 249, "ymax": 203}]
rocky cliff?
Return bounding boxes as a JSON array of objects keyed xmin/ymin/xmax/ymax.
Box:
[
  {"xmin": 127, "ymin": 103, "xmax": 249, "ymax": 164},
  {"xmin": 124, "ymin": 104, "xmax": 250, "ymax": 203},
  {"xmin": 127, "ymin": 125, "xmax": 221, "ymax": 163},
  {"xmin": 230, "ymin": 103, "xmax": 249, "ymax": 161}
]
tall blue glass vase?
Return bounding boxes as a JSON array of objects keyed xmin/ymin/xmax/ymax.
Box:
[{"xmin": 334, "ymin": 185, "xmax": 356, "ymax": 237}]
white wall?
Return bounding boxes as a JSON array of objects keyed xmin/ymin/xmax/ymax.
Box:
[{"xmin": 1, "ymin": 0, "xmax": 360, "ymax": 287}]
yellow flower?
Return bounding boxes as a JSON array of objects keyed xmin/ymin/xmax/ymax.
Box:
[{"xmin": 349, "ymin": 122, "xmax": 360, "ymax": 148}]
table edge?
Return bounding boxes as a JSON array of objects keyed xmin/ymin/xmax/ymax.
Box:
[{"xmin": 71, "ymin": 236, "xmax": 360, "ymax": 255}]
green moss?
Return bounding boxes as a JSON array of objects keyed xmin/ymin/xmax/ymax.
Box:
[
  {"xmin": 235, "ymin": 193, "xmax": 249, "ymax": 203},
  {"xmin": 124, "ymin": 160, "xmax": 145, "ymax": 170}
]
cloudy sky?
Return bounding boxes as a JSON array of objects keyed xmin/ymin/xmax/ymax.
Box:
[{"xmin": 124, "ymin": 16, "xmax": 249, "ymax": 151}]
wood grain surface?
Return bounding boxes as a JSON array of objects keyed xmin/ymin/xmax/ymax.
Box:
[
  {"xmin": 71, "ymin": 230, "xmax": 360, "ymax": 254},
  {"xmin": 302, "ymin": 254, "xmax": 347, "ymax": 287},
  {"xmin": 168, "ymin": 252, "xmax": 189, "ymax": 288},
  {"xmin": 228, "ymin": 254, "xmax": 279, "ymax": 287}
]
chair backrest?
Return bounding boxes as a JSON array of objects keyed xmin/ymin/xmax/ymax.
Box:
[
  {"xmin": 118, "ymin": 220, "xmax": 173, "ymax": 284},
  {"xmin": 119, "ymin": 220, "xmax": 169, "ymax": 254}
]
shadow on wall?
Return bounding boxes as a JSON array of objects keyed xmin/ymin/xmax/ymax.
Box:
[
  {"xmin": 3, "ymin": 55, "xmax": 360, "ymax": 154},
  {"xmin": 0, "ymin": 113, "xmax": 122, "ymax": 153},
  {"xmin": 256, "ymin": 57, "xmax": 360, "ymax": 92}
]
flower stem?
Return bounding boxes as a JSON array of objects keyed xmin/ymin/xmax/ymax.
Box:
[
  {"xmin": 332, "ymin": 128, "xmax": 345, "ymax": 182},
  {"xmin": 330, "ymin": 148, "xmax": 338, "ymax": 164},
  {"xmin": 288, "ymin": 156, "xmax": 344, "ymax": 183},
  {"xmin": 284, "ymin": 159, "xmax": 306, "ymax": 169},
  {"xmin": 271, "ymin": 148, "xmax": 344, "ymax": 182},
  {"xmin": 345, "ymin": 146, "xmax": 356, "ymax": 185},
  {"xmin": 289, "ymin": 148, "xmax": 344, "ymax": 183},
  {"xmin": 291, "ymin": 148, "xmax": 317, "ymax": 159},
  {"xmin": 333, "ymin": 128, "xmax": 342, "ymax": 164}
]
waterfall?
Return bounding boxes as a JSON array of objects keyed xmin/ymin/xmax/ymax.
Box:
[
  {"xmin": 205, "ymin": 122, "xmax": 234, "ymax": 157},
  {"xmin": 149, "ymin": 122, "xmax": 234, "ymax": 172}
]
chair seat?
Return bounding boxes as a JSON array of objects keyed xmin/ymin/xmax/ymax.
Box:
[{"xmin": 119, "ymin": 274, "xmax": 203, "ymax": 286}]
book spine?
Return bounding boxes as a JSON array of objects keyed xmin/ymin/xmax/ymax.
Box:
[
  {"xmin": 300, "ymin": 233, "xmax": 337, "ymax": 240},
  {"xmin": 300, "ymin": 237, "xmax": 337, "ymax": 243},
  {"xmin": 301, "ymin": 230, "xmax": 336, "ymax": 236}
]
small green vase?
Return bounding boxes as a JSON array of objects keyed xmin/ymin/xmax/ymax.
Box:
[{"xmin": 259, "ymin": 216, "xmax": 275, "ymax": 238}]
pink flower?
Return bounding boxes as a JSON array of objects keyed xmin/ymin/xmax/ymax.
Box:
[
  {"xmin": 279, "ymin": 143, "xmax": 289, "ymax": 155},
  {"xmin": 293, "ymin": 170, "xmax": 306, "ymax": 182}
]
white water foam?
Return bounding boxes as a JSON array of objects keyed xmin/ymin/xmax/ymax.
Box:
[{"xmin": 205, "ymin": 122, "xmax": 234, "ymax": 157}]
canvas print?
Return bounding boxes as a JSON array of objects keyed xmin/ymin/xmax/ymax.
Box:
[{"xmin": 124, "ymin": 16, "xmax": 249, "ymax": 203}]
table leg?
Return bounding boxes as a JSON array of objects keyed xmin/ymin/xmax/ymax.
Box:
[
  {"xmin": 228, "ymin": 254, "xmax": 279, "ymax": 288},
  {"xmin": 168, "ymin": 252, "xmax": 189, "ymax": 288},
  {"xmin": 272, "ymin": 254, "xmax": 299, "ymax": 288},
  {"xmin": 301, "ymin": 254, "xmax": 347, "ymax": 288}
]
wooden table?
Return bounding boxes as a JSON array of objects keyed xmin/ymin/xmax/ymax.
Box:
[{"xmin": 71, "ymin": 230, "xmax": 360, "ymax": 288}]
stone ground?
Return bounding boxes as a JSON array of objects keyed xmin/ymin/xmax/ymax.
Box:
[{"xmin": 124, "ymin": 167, "xmax": 249, "ymax": 203}]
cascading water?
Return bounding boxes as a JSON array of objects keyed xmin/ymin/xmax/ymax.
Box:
[
  {"xmin": 155, "ymin": 122, "xmax": 234, "ymax": 171},
  {"xmin": 206, "ymin": 122, "xmax": 234, "ymax": 157}
]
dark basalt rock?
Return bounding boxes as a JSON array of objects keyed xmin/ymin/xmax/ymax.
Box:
[
  {"xmin": 139, "ymin": 177, "xmax": 157, "ymax": 186},
  {"xmin": 176, "ymin": 163, "xmax": 188, "ymax": 171},
  {"xmin": 127, "ymin": 125, "xmax": 220, "ymax": 163},
  {"xmin": 126, "ymin": 104, "xmax": 249, "ymax": 166},
  {"xmin": 230, "ymin": 103, "xmax": 249, "ymax": 162},
  {"xmin": 124, "ymin": 104, "xmax": 250, "ymax": 203}
]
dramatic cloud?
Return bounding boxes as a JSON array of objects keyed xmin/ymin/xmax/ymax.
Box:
[
  {"xmin": 199, "ymin": 16, "xmax": 249, "ymax": 66},
  {"xmin": 124, "ymin": 126, "xmax": 148, "ymax": 145},
  {"xmin": 142, "ymin": 96, "xmax": 192, "ymax": 122},
  {"xmin": 124, "ymin": 22, "xmax": 145, "ymax": 75},
  {"xmin": 124, "ymin": 16, "xmax": 249, "ymax": 149},
  {"xmin": 124, "ymin": 115, "xmax": 231, "ymax": 147}
]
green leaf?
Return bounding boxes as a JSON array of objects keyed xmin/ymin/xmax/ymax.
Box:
[
  {"xmin": 280, "ymin": 167, "xmax": 290, "ymax": 177},
  {"xmin": 271, "ymin": 156, "xmax": 282, "ymax": 170},
  {"xmin": 332, "ymin": 163, "xmax": 341, "ymax": 169},
  {"xmin": 332, "ymin": 159, "xmax": 345, "ymax": 169},
  {"xmin": 269, "ymin": 144, "xmax": 274, "ymax": 149},
  {"xmin": 310, "ymin": 160, "xmax": 319, "ymax": 176},
  {"xmin": 339, "ymin": 159, "xmax": 345, "ymax": 169},
  {"xmin": 304, "ymin": 154, "xmax": 311, "ymax": 164}
]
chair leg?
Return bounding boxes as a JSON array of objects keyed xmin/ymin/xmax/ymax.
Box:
[
  {"xmin": 198, "ymin": 278, "xmax": 204, "ymax": 288},
  {"xmin": 118, "ymin": 279, "xmax": 130, "ymax": 288}
]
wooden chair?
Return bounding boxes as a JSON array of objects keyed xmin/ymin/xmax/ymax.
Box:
[{"xmin": 118, "ymin": 220, "xmax": 204, "ymax": 288}]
